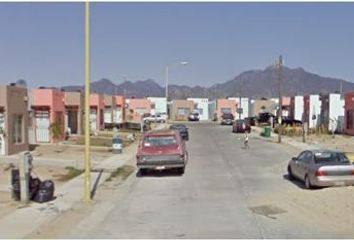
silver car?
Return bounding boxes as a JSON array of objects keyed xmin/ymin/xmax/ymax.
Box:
[{"xmin": 287, "ymin": 149, "xmax": 354, "ymax": 189}]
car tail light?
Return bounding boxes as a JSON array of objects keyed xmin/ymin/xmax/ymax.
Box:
[
  {"xmin": 352, "ymin": 169, "xmax": 354, "ymax": 175},
  {"xmin": 315, "ymin": 170, "xmax": 327, "ymax": 176}
]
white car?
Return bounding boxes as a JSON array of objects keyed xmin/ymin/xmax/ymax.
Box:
[{"xmin": 143, "ymin": 114, "xmax": 166, "ymax": 123}]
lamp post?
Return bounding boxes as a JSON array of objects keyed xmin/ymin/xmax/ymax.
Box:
[
  {"xmin": 84, "ymin": 0, "xmax": 92, "ymax": 203},
  {"xmin": 165, "ymin": 61, "xmax": 188, "ymax": 118},
  {"xmin": 277, "ymin": 55, "xmax": 283, "ymax": 143}
]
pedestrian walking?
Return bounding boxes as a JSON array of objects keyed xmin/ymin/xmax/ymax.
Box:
[{"xmin": 243, "ymin": 132, "xmax": 249, "ymax": 149}]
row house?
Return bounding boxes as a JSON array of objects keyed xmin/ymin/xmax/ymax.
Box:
[
  {"xmin": 114, "ymin": 96, "xmax": 126, "ymax": 127},
  {"xmin": 290, "ymin": 96, "xmax": 304, "ymax": 121},
  {"xmin": 0, "ymin": 85, "xmax": 29, "ymax": 155},
  {"xmin": 104, "ymin": 95, "xmax": 115, "ymax": 129},
  {"xmin": 90, "ymin": 93, "xmax": 105, "ymax": 132},
  {"xmin": 187, "ymin": 98, "xmax": 209, "ymax": 121},
  {"xmin": 228, "ymin": 97, "xmax": 249, "ymax": 120},
  {"xmin": 64, "ymin": 91, "xmax": 84, "ymax": 135},
  {"xmin": 303, "ymin": 94, "xmax": 321, "ymax": 129},
  {"xmin": 148, "ymin": 97, "xmax": 167, "ymax": 116},
  {"xmin": 170, "ymin": 100, "xmax": 194, "ymax": 121},
  {"xmin": 216, "ymin": 99, "xmax": 237, "ymax": 120},
  {"xmin": 250, "ymin": 99, "xmax": 277, "ymax": 117},
  {"xmin": 126, "ymin": 98, "xmax": 152, "ymax": 123},
  {"xmin": 31, "ymin": 88, "xmax": 65, "ymax": 143},
  {"xmin": 320, "ymin": 93, "xmax": 344, "ymax": 133},
  {"xmin": 344, "ymin": 92, "xmax": 354, "ymax": 136}
]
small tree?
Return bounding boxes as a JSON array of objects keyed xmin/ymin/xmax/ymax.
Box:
[{"xmin": 50, "ymin": 121, "xmax": 64, "ymax": 140}]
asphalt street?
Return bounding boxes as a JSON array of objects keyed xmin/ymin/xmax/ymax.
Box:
[{"xmin": 71, "ymin": 122, "xmax": 350, "ymax": 238}]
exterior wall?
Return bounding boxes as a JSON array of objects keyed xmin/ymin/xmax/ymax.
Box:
[
  {"xmin": 344, "ymin": 92, "xmax": 354, "ymax": 135},
  {"xmin": 90, "ymin": 94, "xmax": 105, "ymax": 130},
  {"xmin": 114, "ymin": 96, "xmax": 125, "ymax": 125},
  {"xmin": 126, "ymin": 98, "xmax": 152, "ymax": 123},
  {"xmin": 170, "ymin": 100, "xmax": 194, "ymax": 121},
  {"xmin": 208, "ymin": 100, "xmax": 216, "ymax": 120},
  {"xmin": 329, "ymin": 94, "xmax": 345, "ymax": 132},
  {"xmin": 0, "ymin": 85, "xmax": 29, "ymax": 155},
  {"xmin": 32, "ymin": 89, "xmax": 65, "ymax": 143},
  {"xmin": 64, "ymin": 91, "xmax": 83, "ymax": 135},
  {"xmin": 308, "ymin": 94, "xmax": 321, "ymax": 129},
  {"xmin": 228, "ymin": 97, "xmax": 249, "ymax": 120},
  {"xmin": 103, "ymin": 95, "xmax": 115, "ymax": 125},
  {"xmin": 294, "ymin": 96, "xmax": 304, "ymax": 121},
  {"xmin": 147, "ymin": 97, "xmax": 167, "ymax": 115},
  {"xmin": 216, "ymin": 99, "xmax": 237, "ymax": 120},
  {"xmin": 187, "ymin": 98, "xmax": 209, "ymax": 120},
  {"xmin": 282, "ymin": 96, "xmax": 291, "ymax": 117},
  {"xmin": 252, "ymin": 99, "xmax": 276, "ymax": 116}
]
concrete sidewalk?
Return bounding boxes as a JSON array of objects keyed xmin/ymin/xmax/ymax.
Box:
[{"xmin": 0, "ymin": 141, "xmax": 138, "ymax": 239}]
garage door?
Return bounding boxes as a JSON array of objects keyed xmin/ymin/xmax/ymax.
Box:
[{"xmin": 35, "ymin": 111, "xmax": 50, "ymax": 143}]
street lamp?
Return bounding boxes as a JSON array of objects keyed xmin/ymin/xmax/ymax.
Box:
[{"xmin": 165, "ymin": 61, "xmax": 188, "ymax": 117}]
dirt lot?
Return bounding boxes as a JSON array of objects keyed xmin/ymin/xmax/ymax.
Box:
[{"xmin": 0, "ymin": 163, "xmax": 70, "ymax": 219}]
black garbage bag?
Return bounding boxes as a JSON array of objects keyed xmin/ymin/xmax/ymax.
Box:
[
  {"xmin": 33, "ymin": 180, "xmax": 55, "ymax": 203},
  {"xmin": 11, "ymin": 169, "xmax": 41, "ymax": 201}
]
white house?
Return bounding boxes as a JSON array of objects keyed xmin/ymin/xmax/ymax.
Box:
[
  {"xmin": 320, "ymin": 93, "xmax": 345, "ymax": 132},
  {"xmin": 290, "ymin": 96, "xmax": 304, "ymax": 121},
  {"xmin": 304, "ymin": 94, "xmax": 322, "ymax": 129},
  {"xmin": 187, "ymin": 98, "xmax": 209, "ymax": 120},
  {"xmin": 228, "ymin": 97, "xmax": 249, "ymax": 120},
  {"xmin": 147, "ymin": 97, "xmax": 167, "ymax": 115}
]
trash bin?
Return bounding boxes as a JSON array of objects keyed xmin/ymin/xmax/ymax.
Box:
[
  {"xmin": 112, "ymin": 136, "xmax": 123, "ymax": 154},
  {"xmin": 263, "ymin": 126, "xmax": 271, "ymax": 138}
]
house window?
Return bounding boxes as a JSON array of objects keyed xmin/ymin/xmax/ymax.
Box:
[
  {"xmin": 177, "ymin": 108, "xmax": 190, "ymax": 116},
  {"xmin": 12, "ymin": 114, "xmax": 23, "ymax": 144},
  {"xmin": 135, "ymin": 108, "xmax": 147, "ymax": 115}
]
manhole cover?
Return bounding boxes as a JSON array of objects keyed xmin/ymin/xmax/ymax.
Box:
[{"xmin": 249, "ymin": 204, "xmax": 287, "ymax": 219}]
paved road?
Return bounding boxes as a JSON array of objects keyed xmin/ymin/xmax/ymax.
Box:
[{"xmin": 71, "ymin": 123, "xmax": 348, "ymax": 238}]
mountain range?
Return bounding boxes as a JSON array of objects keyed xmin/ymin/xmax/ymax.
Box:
[{"xmin": 62, "ymin": 66, "xmax": 354, "ymax": 99}]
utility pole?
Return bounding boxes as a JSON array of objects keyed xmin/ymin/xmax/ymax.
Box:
[
  {"xmin": 84, "ymin": 0, "xmax": 92, "ymax": 203},
  {"xmin": 277, "ymin": 55, "xmax": 283, "ymax": 143}
]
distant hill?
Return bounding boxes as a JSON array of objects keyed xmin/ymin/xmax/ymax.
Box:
[{"xmin": 62, "ymin": 66, "xmax": 354, "ymax": 99}]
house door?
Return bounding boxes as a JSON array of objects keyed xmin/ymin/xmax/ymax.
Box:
[
  {"xmin": 35, "ymin": 111, "xmax": 50, "ymax": 143},
  {"xmin": 0, "ymin": 113, "xmax": 5, "ymax": 155},
  {"xmin": 68, "ymin": 110, "xmax": 78, "ymax": 134},
  {"xmin": 104, "ymin": 108, "xmax": 112, "ymax": 124},
  {"xmin": 90, "ymin": 109, "xmax": 97, "ymax": 132}
]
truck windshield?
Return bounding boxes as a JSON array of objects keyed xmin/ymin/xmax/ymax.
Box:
[{"xmin": 143, "ymin": 136, "xmax": 177, "ymax": 147}]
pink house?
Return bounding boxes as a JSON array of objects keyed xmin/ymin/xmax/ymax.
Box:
[
  {"xmin": 90, "ymin": 94, "xmax": 105, "ymax": 132},
  {"xmin": 344, "ymin": 92, "xmax": 354, "ymax": 136},
  {"xmin": 126, "ymin": 98, "xmax": 152, "ymax": 123},
  {"xmin": 32, "ymin": 88, "xmax": 65, "ymax": 143},
  {"xmin": 114, "ymin": 96, "xmax": 126, "ymax": 127},
  {"xmin": 216, "ymin": 99, "xmax": 237, "ymax": 120}
]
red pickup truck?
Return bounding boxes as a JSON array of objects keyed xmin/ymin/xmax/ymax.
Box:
[{"xmin": 136, "ymin": 129, "xmax": 188, "ymax": 175}]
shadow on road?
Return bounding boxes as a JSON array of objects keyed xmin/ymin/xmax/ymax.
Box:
[
  {"xmin": 282, "ymin": 174, "xmax": 323, "ymax": 190},
  {"xmin": 136, "ymin": 169, "xmax": 183, "ymax": 178}
]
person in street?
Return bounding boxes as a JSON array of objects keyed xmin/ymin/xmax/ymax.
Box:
[{"xmin": 243, "ymin": 132, "xmax": 249, "ymax": 149}]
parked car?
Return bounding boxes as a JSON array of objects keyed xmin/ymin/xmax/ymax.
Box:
[
  {"xmin": 258, "ymin": 112, "xmax": 275, "ymax": 125},
  {"xmin": 287, "ymin": 149, "xmax": 354, "ymax": 189},
  {"xmin": 143, "ymin": 114, "xmax": 166, "ymax": 123},
  {"xmin": 188, "ymin": 112, "xmax": 200, "ymax": 121},
  {"xmin": 245, "ymin": 117, "xmax": 256, "ymax": 126},
  {"xmin": 232, "ymin": 119, "xmax": 251, "ymax": 133},
  {"xmin": 169, "ymin": 124, "xmax": 189, "ymax": 141},
  {"xmin": 220, "ymin": 112, "xmax": 234, "ymax": 125},
  {"xmin": 136, "ymin": 129, "xmax": 188, "ymax": 175},
  {"xmin": 281, "ymin": 117, "xmax": 302, "ymax": 126}
]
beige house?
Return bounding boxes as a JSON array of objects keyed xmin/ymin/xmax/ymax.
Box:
[
  {"xmin": 0, "ymin": 85, "xmax": 29, "ymax": 155},
  {"xmin": 64, "ymin": 91, "xmax": 84, "ymax": 135},
  {"xmin": 251, "ymin": 99, "xmax": 277, "ymax": 116},
  {"xmin": 170, "ymin": 100, "xmax": 194, "ymax": 121}
]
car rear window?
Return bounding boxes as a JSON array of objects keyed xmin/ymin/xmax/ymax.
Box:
[
  {"xmin": 143, "ymin": 135, "xmax": 177, "ymax": 147},
  {"xmin": 314, "ymin": 152, "xmax": 350, "ymax": 164}
]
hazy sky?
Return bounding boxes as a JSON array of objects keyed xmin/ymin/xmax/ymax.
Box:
[{"xmin": 1, "ymin": 2, "xmax": 354, "ymax": 88}]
